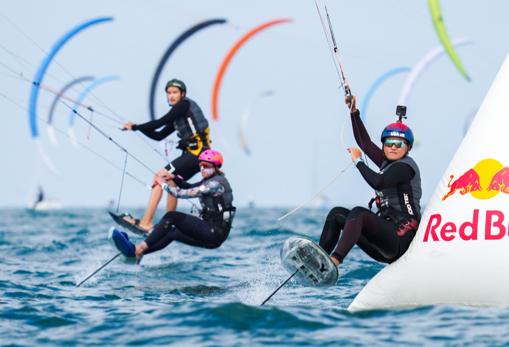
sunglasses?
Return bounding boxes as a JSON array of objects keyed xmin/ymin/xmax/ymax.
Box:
[
  {"xmin": 199, "ymin": 161, "xmax": 215, "ymax": 169},
  {"xmin": 383, "ymin": 139, "xmax": 407, "ymax": 149}
]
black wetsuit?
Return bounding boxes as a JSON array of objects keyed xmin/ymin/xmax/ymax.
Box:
[
  {"xmin": 133, "ymin": 98, "xmax": 209, "ymax": 180},
  {"xmin": 319, "ymin": 110, "xmax": 422, "ymax": 264},
  {"xmin": 143, "ymin": 173, "xmax": 235, "ymax": 254}
]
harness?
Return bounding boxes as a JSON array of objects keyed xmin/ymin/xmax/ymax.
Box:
[
  {"xmin": 177, "ymin": 127, "xmax": 211, "ymax": 156},
  {"xmin": 367, "ymin": 156, "xmax": 422, "ymax": 236},
  {"xmin": 174, "ymin": 97, "xmax": 210, "ymax": 156},
  {"xmin": 199, "ymin": 174, "xmax": 236, "ymax": 232},
  {"xmin": 201, "ymin": 206, "xmax": 237, "ymax": 232}
]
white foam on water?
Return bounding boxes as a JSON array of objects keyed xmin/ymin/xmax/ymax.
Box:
[{"xmin": 234, "ymin": 253, "xmax": 288, "ymax": 306}]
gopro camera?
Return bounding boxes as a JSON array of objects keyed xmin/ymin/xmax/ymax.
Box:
[{"xmin": 396, "ymin": 105, "xmax": 407, "ymax": 121}]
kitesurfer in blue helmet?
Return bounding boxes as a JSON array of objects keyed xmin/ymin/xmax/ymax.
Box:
[
  {"xmin": 110, "ymin": 150, "xmax": 236, "ymax": 260},
  {"xmin": 319, "ymin": 96, "xmax": 422, "ymax": 267},
  {"xmin": 120, "ymin": 79, "xmax": 211, "ymax": 232}
]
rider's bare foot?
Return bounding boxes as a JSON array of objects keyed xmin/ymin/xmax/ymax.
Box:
[
  {"xmin": 135, "ymin": 241, "xmax": 149, "ymax": 259},
  {"xmin": 122, "ymin": 215, "xmax": 153, "ymax": 233},
  {"xmin": 331, "ymin": 256, "xmax": 341, "ymax": 267}
]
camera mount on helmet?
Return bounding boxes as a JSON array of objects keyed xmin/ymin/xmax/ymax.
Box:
[{"xmin": 396, "ymin": 105, "xmax": 407, "ymax": 122}]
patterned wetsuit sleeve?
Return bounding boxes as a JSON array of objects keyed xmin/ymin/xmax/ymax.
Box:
[
  {"xmin": 356, "ymin": 161, "xmax": 415, "ymax": 190},
  {"xmin": 350, "ymin": 110, "xmax": 385, "ymax": 167},
  {"xmin": 131, "ymin": 100, "xmax": 190, "ymax": 141},
  {"xmin": 174, "ymin": 177, "xmax": 201, "ymax": 189},
  {"xmin": 163, "ymin": 180, "xmax": 225, "ymax": 199}
]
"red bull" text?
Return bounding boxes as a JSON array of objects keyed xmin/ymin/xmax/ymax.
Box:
[{"xmin": 423, "ymin": 209, "xmax": 509, "ymax": 242}]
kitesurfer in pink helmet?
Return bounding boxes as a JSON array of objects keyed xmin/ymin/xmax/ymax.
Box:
[{"xmin": 110, "ymin": 149, "xmax": 236, "ymax": 260}]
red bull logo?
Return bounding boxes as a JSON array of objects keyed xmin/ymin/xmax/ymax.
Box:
[
  {"xmin": 487, "ymin": 167, "xmax": 509, "ymax": 193},
  {"xmin": 442, "ymin": 158, "xmax": 509, "ymax": 200},
  {"xmin": 441, "ymin": 168, "xmax": 482, "ymax": 200},
  {"xmin": 425, "ymin": 158, "xmax": 509, "ymax": 243}
]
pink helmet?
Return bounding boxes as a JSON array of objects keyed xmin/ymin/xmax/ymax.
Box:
[{"xmin": 198, "ymin": 149, "xmax": 224, "ymax": 168}]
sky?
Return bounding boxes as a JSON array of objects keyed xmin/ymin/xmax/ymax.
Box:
[{"xmin": 1, "ymin": 0, "xmax": 509, "ymax": 208}]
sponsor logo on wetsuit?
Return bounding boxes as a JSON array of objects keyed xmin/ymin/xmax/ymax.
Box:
[
  {"xmin": 403, "ymin": 193, "xmax": 414, "ymax": 216},
  {"xmin": 398, "ymin": 219, "xmax": 418, "ymax": 237}
]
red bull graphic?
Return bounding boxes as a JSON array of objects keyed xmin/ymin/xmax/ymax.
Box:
[
  {"xmin": 441, "ymin": 158, "xmax": 508, "ymax": 201},
  {"xmin": 441, "ymin": 169, "xmax": 482, "ymax": 200},
  {"xmin": 487, "ymin": 167, "xmax": 509, "ymax": 193}
]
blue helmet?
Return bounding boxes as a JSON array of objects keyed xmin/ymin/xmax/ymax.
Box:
[{"xmin": 381, "ymin": 122, "xmax": 414, "ymax": 146}]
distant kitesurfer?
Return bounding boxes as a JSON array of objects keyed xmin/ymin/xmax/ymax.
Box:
[
  {"xmin": 121, "ymin": 79, "xmax": 211, "ymax": 232},
  {"xmin": 111, "ymin": 149, "xmax": 236, "ymax": 259},
  {"xmin": 319, "ymin": 96, "xmax": 422, "ymax": 267}
]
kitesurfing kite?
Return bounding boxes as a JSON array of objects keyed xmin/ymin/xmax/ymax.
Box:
[
  {"xmin": 47, "ymin": 75, "xmax": 94, "ymax": 144},
  {"xmin": 211, "ymin": 18, "xmax": 291, "ymax": 121},
  {"xmin": 398, "ymin": 38, "xmax": 472, "ymax": 106},
  {"xmin": 428, "ymin": 0, "xmax": 470, "ymax": 81},
  {"xmin": 361, "ymin": 67, "xmax": 410, "ymax": 122},
  {"xmin": 148, "ymin": 18, "xmax": 227, "ymax": 120},
  {"xmin": 238, "ymin": 90, "xmax": 274, "ymax": 155},
  {"xmin": 27, "ymin": 16, "xmax": 113, "ymax": 171},
  {"xmin": 67, "ymin": 75, "xmax": 120, "ymax": 146}
]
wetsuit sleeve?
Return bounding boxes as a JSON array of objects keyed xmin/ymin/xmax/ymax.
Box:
[
  {"xmin": 174, "ymin": 177, "xmax": 201, "ymax": 189},
  {"xmin": 350, "ymin": 110, "xmax": 385, "ymax": 167},
  {"xmin": 162, "ymin": 180, "xmax": 225, "ymax": 199},
  {"xmin": 131, "ymin": 100, "xmax": 190, "ymax": 141},
  {"xmin": 356, "ymin": 161, "xmax": 415, "ymax": 190}
]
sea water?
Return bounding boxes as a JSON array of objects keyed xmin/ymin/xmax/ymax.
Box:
[{"xmin": 1, "ymin": 208, "xmax": 508, "ymax": 346}]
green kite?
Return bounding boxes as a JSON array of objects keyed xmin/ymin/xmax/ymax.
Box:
[{"xmin": 428, "ymin": 0, "xmax": 470, "ymax": 81}]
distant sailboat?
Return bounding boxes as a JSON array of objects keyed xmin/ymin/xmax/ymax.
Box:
[{"xmin": 30, "ymin": 186, "xmax": 62, "ymax": 211}]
